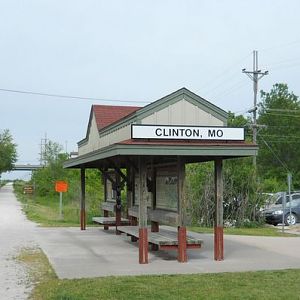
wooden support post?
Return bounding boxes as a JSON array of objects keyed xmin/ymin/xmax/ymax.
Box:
[
  {"xmin": 80, "ymin": 167, "xmax": 86, "ymax": 230},
  {"xmin": 115, "ymin": 172, "xmax": 121, "ymax": 235},
  {"xmin": 178, "ymin": 157, "xmax": 187, "ymax": 262},
  {"xmin": 103, "ymin": 174, "xmax": 109, "ymax": 230},
  {"xmin": 126, "ymin": 165, "xmax": 133, "ymax": 217},
  {"xmin": 138, "ymin": 157, "xmax": 148, "ymax": 264},
  {"xmin": 178, "ymin": 226, "xmax": 187, "ymax": 262},
  {"xmin": 151, "ymin": 221, "xmax": 159, "ymax": 251},
  {"xmin": 103, "ymin": 211, "xmax": 109, "ymax": 230},
  {"xmin": 214, "ymin": 158, "xmax": 224, "ymax": 261}
]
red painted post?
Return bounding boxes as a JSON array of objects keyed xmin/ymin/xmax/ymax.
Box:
[
  {"xmin": 214, "ymin": 226, "xmax": 224, "ymax": 260},
  {"xmin": 139, "ymin": 228, "xmax": 148, "ymax": 264},
  {"xmin": 138, "ymin": 157, "xmax": 148, "ymax": 264},
  {"xmin": 214, "ymin": 159, "xmax": 224, "ymax": 260},
  {"xmin": 178, "ymin": 226, "xmax": 187, "ymax": 262}
]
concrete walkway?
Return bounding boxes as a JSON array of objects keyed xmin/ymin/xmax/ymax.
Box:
[
  {"xmin": 37, "ymin": 225, "xmax": 300, "ymax": 279},
  {"xmin": 0, "ymin": 184, "xmax": 38, "ymax": 300}
]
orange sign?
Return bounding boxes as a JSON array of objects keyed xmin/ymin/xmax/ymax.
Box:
[{"xmin": 55, "ymin": 181, "xmax": 68, "ymax": 193}]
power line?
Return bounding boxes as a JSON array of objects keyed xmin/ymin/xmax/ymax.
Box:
[
  {"xmin": 261, "ymin": 39, "xmax": 300, "ymax": 53},
  {"xmin": 199, "ymin": 52, "xmax": 252, "ymax": 94},
  {"xmin": 258, "ymin": 134, "xmax": 289, "ymax": 172},
  {"xmin": 0, "ymin": 88, "xmax": 150, "ymax": 104},
  {"xmin": 264, "ymin": 112, "xmax": 300, "ymax": 118},
  {"xmin": 266, "ymin": 109, "xmax": 300, "ymax": 112}
]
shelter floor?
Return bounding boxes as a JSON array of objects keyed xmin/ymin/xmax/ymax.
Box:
[{"xmin": 36, "ymin": 226, "xmax": 300, "ymax": 279}]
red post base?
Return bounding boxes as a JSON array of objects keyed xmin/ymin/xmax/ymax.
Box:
[
  {"xmin": 214, "ymin": 226, "xmax": 224, "ymax": 261},
  {"xmin": 178, "ymin": 226, "xmax": 187, "ymax": 263},
  {"xmin": 139, "ymin": 228, "xmax": 148, "ymax": 264},
  {"xmin": 80, "ymin": 209, "xmax": 86, "ymax": 230}
]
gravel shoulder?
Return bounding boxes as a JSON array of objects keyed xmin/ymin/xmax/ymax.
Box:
[{"xmin": 0, "ymin": 184, "xmax": 38, "ymax": 300}]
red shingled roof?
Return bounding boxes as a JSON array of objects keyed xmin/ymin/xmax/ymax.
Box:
[{"xmin": 92, "ymin": 105, "xmax": 141, "ymax": 130}]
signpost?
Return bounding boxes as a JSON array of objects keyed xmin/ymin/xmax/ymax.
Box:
[
  {"xmin": 288, "ymin": 173, "xmax": 292, "ymax": 226},
  {"xmin": 55, "ymin": 181, "xmax": 68, "ymax": 219},
  {"xmin": 282, "ymin": 192, "xmax": 286, "ymax": 233},
  {"xmin": 23, "ymin": 185, "xmax": 34, "ymax": 195}
]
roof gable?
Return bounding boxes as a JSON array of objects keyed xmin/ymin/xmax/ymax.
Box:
[
  {"xmin": 93, "ymin": 104, "xmax": 141, "ymax": 130},
  {"xmin": 97, "ymin": 87, "xmax": 228, "ymax": 137},
  {"xmin": 137, "ymin": 87, "xmax": 228, "ymax": 122},
  {"xmin": 79, "ymin": 104, "xmax": 141, "ymax": 145}
]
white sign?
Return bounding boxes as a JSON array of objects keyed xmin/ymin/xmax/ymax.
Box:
[{"xmin": 131, "ymin": 125, "xmax": 244, "ymax": 141}]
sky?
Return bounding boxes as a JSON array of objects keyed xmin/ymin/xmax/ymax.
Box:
[{"xmin": 1, "ymin": 0, "xmax": 300, "ymax": 180}]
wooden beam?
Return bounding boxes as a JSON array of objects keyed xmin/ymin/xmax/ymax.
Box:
[
  {"xmin": 115, "ymin": 171, "xmax": 121, "ymax": 235},
  {"xmin": 138, "ymin": 156, "xmax": 148, "ymax": 264},
  {"xmin": 80, "ymin": 167, "xmax": 86, "ymax": 230},
  {"xmin": 127, "ymin": 158, "xmax": 138, "ymax": 172},
  {"xmin": 214, "ymin": 158, "xmax": 224, "ymax": 261},
  {"xmin": 99, "ymin": 168, "xmax": 116, "ymax": 185},
  {"xmin": 126, "ymin": 165, "xmax": 133, "ymax": 211},
  {"xmin": 103, "ymin": 173, "xmax": 109, "ymax": 230},
  {"xmin": 177, "ymin": 157, "xmax": 187, "ymax": 262},
  {"xmin": 178, "ymin": 157, "xmax": 187, "ymax": 226}
]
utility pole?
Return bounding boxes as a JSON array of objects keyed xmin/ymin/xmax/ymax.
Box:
[
  {"xmin": 39, "ymin": 133, "xmax": 48, "ymax": 166},
  {"xmin": 242, "ymin": 50, "xmax": 268, "ymax": 166}
]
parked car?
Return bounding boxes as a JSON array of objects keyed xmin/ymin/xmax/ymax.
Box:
[
  {"xmin": 274, "ymin": 193, "xmax": 300, "ymax": 206},
  {"xmin": 261, "ymin": 192, "xmax": 300, "ymax": 210},
  {"xmin": 263, "ymin": 197, "xmax": 300, "ymax": 226}
]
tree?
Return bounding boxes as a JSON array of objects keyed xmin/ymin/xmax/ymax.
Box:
[
  {"xmin": 257, "ymin": 83, "xmax": 300, "ymax": 189},
  {"xmin": 187, "ymin": 113, "xmax": 263, "ymax": 227},
  {"xmin": 0, "ymin": 129, "xmax": 17, "ymax": 175},
  {"xmin": 32, "ymin": 140, "xmax": 70, "ymax": 196}
]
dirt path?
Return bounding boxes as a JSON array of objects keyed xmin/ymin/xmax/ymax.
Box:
[{"xmin": 0, "ymin": 183, "xmax": 38, "ymax": 300}]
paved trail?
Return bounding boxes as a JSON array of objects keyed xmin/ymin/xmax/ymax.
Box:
[{"xmin": 0, "ymin": 184, "xmax": 38, "ymax": 300}]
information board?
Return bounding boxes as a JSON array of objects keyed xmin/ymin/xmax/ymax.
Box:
[
  {"xmin": 106, "ymin": 172, "xmax": 116, "ymax": 202},
  {"xmin": 155, "ymin": 166, "xmax": 178, "ymax": 211}
]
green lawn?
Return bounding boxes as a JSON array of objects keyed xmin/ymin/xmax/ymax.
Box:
[
  {"xmin": 189, "ymin": 225, "xmax": 297, "ymax": 237},
  {"xmin": 18, "ymin": 248, "xmax": 300, "ymax": 300},
  {"xmin": 15, "ymin": 187, "xmax": 296, "ymax": 236}
]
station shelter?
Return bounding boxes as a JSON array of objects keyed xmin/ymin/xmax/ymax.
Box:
[{"xmin": 64, "ymin": 88, "xmax": 258, "ymax": 264}]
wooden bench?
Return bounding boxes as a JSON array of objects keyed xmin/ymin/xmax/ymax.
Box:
[
  {"xmin": 94, "ymin": 202, "xmax": 130, "ymax": 232},
  {"xmin": 92, "ymin": 217, "xmax": 130, "ymax": 226},
  {"xmin": 118, "ymin": 225, "xmax": 203, "ymax": 251},
  {"xmin": 92, "ymin": 217, "xmax": 129, "ymax": 226}
]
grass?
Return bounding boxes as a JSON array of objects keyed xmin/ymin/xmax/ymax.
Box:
[
  {"xmin": 17, "ymin": 248, "xmax": 300, "ymax": 300},
  {"xmin": 189, "ymin": 225, "xmax": 297, "ymax": 237},
  {"xmin": 16, "ymin": 192, "xmax": 296, "ymax": 236},
  {"xmin": 18, "ymin": 193, "xmax": 82, "ymax": 227},
  {"xmin": 14, "ymin": 185, "xmax": 296, "ymax": 236}
]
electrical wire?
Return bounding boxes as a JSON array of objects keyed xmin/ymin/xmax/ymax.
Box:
[
  {"xmin": 0, "ymin": 88, "xmax": 150, "ymax": 104},
  {"xmin": 258, "ymin": 133, "xmax": 290, "ymax": 172},
  {"xmin": 199, "ymin": 52, "xmax": 252, "ymax": 94},
  {"xmin": 260, "ymin": 39, "xmax": 300, "ymax": 53}
]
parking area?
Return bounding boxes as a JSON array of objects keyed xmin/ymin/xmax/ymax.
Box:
[{"xmin": 36, "ymin": 226, "xmax": 300, "ymax": 279}]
